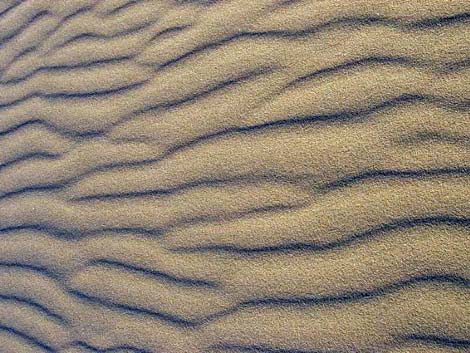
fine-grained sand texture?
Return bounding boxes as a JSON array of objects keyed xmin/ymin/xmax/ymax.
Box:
[{"xmin": 0, "ymin": 0, "xmax": 469, "ymax": 352}]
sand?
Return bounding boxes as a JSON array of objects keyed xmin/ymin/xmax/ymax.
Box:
[{"xmin": 0, "ymin": 0, "xmax": 469, "ymax": 352}]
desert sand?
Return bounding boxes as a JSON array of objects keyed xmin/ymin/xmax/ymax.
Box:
[{"xmin": 0, "ymin": 0, "xmax": 469, "ymax": 352}]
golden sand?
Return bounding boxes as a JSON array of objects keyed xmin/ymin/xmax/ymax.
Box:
[{"xmin": 0, "ymin": 0, "xmax": 469, "ymax": 352}]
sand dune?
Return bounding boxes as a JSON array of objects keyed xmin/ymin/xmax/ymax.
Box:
[{"xmin": 0, "ymin": 0, "xmax": 469, "ymax": 352}]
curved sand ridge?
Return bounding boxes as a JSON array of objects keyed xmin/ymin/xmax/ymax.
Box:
[{"xmin": 0, "ymin": 0, "xmax": 469, "ymax": 352}]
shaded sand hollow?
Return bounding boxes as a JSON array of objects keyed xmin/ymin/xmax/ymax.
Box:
[{"xmin": 0, "ymin": 0, "xmax": 469, "ymax": 352}]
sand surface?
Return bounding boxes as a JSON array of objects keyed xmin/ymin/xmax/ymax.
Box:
[{"xmin": 0, "ymin": 0, "xmax": 469, "ymax": 352}]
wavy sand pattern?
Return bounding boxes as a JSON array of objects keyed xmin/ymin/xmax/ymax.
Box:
[{"xmin": 0, "ymin": 0, "xmax": 469, "ymax": 352}]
